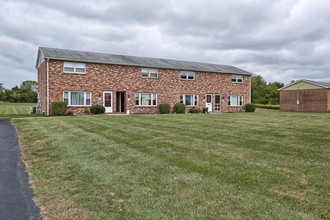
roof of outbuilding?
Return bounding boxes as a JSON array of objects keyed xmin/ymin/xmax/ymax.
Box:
[
  {"xmin": 36, "ymin": 47, "xmax": 252, "ymax": 75},
  {"xmin": 307, "ymin": 80, "xmax": 330, "ymax": 88},
  {"xmin": 279, "ymin": 79, "xmax": 330, "ymax": 90}
]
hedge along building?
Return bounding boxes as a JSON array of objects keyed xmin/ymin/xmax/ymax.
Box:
[
  {"xmin": 36, "ymin": 47, "xmax": 253, "ymax": 115},
  {"xmin": 279, "ymin": 79, "xmax": 330, "ymax": 112}
]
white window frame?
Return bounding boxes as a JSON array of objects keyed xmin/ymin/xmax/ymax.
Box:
[
  {"xmin": 228, "ymin": 95, "xmax": 243, "ymax": 107},
  {"xmin": 64, "ymin": 62, "xmax": 86, "ymax": 74},
  {"xmin": 180, "ymin": 71, "xmax": 195, "ymax": 80},
  {"xmin": 63, "ymin": 91, "xmax": 92, "ymax": 106},
  {"xmin": 141, "ymin": 68, "xmax": 158, "ymax": 78},
  {"xmin": 135, "ymin": 93, "xmax": 157, "ymax": 106},
  {"xmin": 180, "ymin": 94, "xmax": 198, "ymax": 106},
  {"xmin": 231, "ymin": 75, "xmax": 243, "ymax": 83}
]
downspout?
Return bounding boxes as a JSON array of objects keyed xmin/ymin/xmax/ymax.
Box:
[
  {"xmin": 249, "ymin": 76, "xmax": 252, "ymax": 103},
  {"xmin": 296, "ymin": 86, "xmax": 299, "ymax": 112},
  {"xmin": 46, "ymin": 58, "xmax": 50, "ymax": 116}
]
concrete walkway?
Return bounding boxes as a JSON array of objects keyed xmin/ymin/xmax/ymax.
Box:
[{"xmin": 0, "ymin": 119, "xmax": 42, "ymax": 220}]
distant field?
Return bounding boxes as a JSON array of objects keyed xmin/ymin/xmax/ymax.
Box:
[
  {"xmin": 0, "ymin": 102, "xmax": 36, "ymax": 119},
  {"xmin": 14, "ymin": 110, "xmax": 330, "ymax": 219}
]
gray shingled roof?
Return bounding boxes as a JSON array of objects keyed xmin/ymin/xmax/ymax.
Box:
[
  {"xmin": 36, "ymin": 47, "xmax": 252, "ymax": 75},
  {"xmin": 279, "ymin": 79, "xmax": 330, "ymax": 90},
  {"xmin": 303, "ymin": 79, "xmax": 330, "ymax": 88}
]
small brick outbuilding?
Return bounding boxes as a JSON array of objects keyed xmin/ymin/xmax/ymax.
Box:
[{"xmin": 279, "ymin": 79, "xmax": 330, "ymax": 112}]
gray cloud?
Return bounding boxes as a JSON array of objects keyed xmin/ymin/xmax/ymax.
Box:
[{"xmin": 0, "ymin": 0, "xmax": 330, "ymax": 88}]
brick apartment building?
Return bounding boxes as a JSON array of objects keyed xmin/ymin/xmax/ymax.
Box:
[{"xmin": 36, "ymin": 47, "xmax": 252, "ymax": 115}]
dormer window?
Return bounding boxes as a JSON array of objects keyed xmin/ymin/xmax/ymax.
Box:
[
  {"xmin": 232, "ymin": 75, "xmax": 243, "ymax": 83},
  {"xmin": 64, "ymin": 62, "xmax": 86, "ymax": 74},
  {"xmin": 141, "ymin": 68, "xmax": 158, "ymax": 78},
  {"xmin": 180, "ymin": 71, "xmax": 195, "ymax": 80}
]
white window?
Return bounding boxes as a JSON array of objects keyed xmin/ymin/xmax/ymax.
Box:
[
  {"xmin": 180, "ymin": 94, "xmax": 198, "ymax": 106},
  {"xmin": 232, "ymin": 75, "xmax": 243, "ymax": 83},
  {"xmin": 180, "ymin": 71, "xmax": 195, "ymax": 80},
  {"xmin": 141, "ymin": 68, "xmax": 158, "ymax": 78},
  {"xmin": 135, "ymin": 93, "xmax": 157, "ymax": 106},
  {"xmin": 228, "ymin": 96, "xmax": 243, "ymax": 106},
  {"xmin": 63, "ymin": 91, "xmax": 92, "ymax": 106},
  {"xmin": 64, "ymin": 62, "xmax": 86, "ymax": 74}
]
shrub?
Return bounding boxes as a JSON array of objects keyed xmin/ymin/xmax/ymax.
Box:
[
  {"xmin": 174, "ymin": 103, "xmax": 186, "ymax": 114},
  {"xmin": 159, "ymin": 104, "xmax": 171, "ymax": 114},
  {"xmin": 255, "ymin": 104, "xmax": 280, "ymax": 110},
  {"xmin": 90, "ymin": 105, "xmax": 105, "ymax": 114},
  {"xmin": 51, "ymin": 101, "xmax": 67, "ymax": 116},
  {"xmin": 189, "ymin": 107, "xmax": 201, "ymax": 114},
  {"xmin": 245, "ymin": 103, "xmax": 256, "ymax": 112}
]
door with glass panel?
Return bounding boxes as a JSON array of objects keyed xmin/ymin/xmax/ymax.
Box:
[
  {"xmin": 215, "ymin": 95, "xmax": 221, "ymax": 112},
  {"xmin": 103, "ymin": 91, "xmax": 112, "ymax": 113},
  {"xmin": 206, "ymin": 94, "xmax": 212, "ymax": 112}
]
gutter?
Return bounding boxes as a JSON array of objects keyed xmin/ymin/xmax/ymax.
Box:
[
  {"xmin": 46, "ymin": 58, "xmax": 49, "ymax": 116},
  {"xmin": 249, "ymin": 76, "xmax": 252, "ymax": 103}
]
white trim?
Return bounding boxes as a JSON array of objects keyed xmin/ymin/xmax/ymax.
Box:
[
  {"xmin": 63, "ymin": 62, "xmax": 86, "ymax": 74},
  {"xmin": 135, "ymin": 93, "xmax": 157, "ymax": 106},
  {"xmin": 141, "ymin": 68, "xmax": 158, "ymax": 78},
  {"xmin": 180, "ymin": 71, "xmax": 195, "ymax": 80},
  {"xmin": 228, "ymin": 95, "xmax": 243, "ymax": 107},
  {"xmin": 103, "ymin": 91, "xmax": 113, "ymax": 113},
  {"xmin": 206, "ymin": 94, "xmax": 212, "ymax": 112},
  {"xmin": 214, "ymin": 95, "xmax": 221, "ymax": 112},
  {"xmin": 180, "ymin": 94, "xmax": 199, "ymax": 106},
  {"xmin": 231, "ymin": 75, "xmax": 243, "ymax": 83},
  {"xmin": 278, "ymin": 79, "xmax": 330, "ymax": 91},
  {"xmin": 63, "ymin": 91, "xmax": 92, "ymax": 106}
]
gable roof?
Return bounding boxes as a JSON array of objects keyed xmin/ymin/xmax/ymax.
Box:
[
  {"xmin": 36, "ymin": 47, "xmax": 252, "ymax": 75},
  {"xmin": 279, "ymin": 79, "xmax": 330, "ymax": 91}
]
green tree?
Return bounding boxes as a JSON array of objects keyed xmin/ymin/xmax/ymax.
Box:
[
  {"xmin": 0, "ymin": 83, "xmax": 5, "ymax": 101},
  {"xmin": 251, "ymin": 75, "xmax": 284, "ymax": 105},
  {"xmin": 20, "ymin": 80, "xmax": 37, "ymax": 92},
  {"xmin": 3, "ymin": 80, "xmax": 38, "ymax": 103},
  {"xmin": 251, "ymin": 75, "xmax": 267, "ymax": 104}
]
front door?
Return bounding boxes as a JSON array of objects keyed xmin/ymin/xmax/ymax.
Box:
[
  {"xmin": 116, "ymin": 91, "xmax": 126, "ymax": 113},
  {"xmin": 103, "ymin": 91, "xmax": 112, "ymax": 113},
  {"xmin": 215, "ymin": 95, "xmax": 221, "ymax": 112},
  {"xmin": 206, "ymin": 94, "xmax": 212, "ymax": 112}
]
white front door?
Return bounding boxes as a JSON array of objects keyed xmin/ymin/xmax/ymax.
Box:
[
  {"xmin": 206, "ymin": 94, "xmax": 212, "ymax": 112},
  {"xmin": 103, "ymin": 91, "xmax": 112, "ymax": 113}
]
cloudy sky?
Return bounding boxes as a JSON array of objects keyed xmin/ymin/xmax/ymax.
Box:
[{"xmin": 1, "ymin": 0, "xmax": 329, "ymax": 88}]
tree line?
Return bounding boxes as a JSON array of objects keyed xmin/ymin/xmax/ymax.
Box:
[
  {"xmin": 251, "ymin": 75, "xmax": 284, "ymax": 105},
  {"xmin": 0, "ymin": 80, "xmax": 38, "ymax": 103}
]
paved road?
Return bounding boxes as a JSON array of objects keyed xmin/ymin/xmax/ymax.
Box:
[{"xmin": 0, "ymin": 119, "xmax": 42, "ymax": 220}]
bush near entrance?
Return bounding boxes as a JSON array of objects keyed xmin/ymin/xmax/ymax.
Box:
[
  {"xmin": 174, "ymin": 103, "xmax": 186, "ymax": 114},
  {"xmin": 51, "ymin": 101, "xmax": 67, "ymax": 116}
]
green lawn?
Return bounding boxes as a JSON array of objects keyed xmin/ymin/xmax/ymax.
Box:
[
  {"xmin": 0, "ymin": 102, "xmax": 36, "ymax": 119},
  {"xmin": 13, "ymin": 110, "xmax": 330, "ymax": 219}
]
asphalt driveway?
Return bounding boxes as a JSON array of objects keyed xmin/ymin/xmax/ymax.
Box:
[{"xmin": 0, "ymin": 119, "xmax": 42, "ymax": 220}]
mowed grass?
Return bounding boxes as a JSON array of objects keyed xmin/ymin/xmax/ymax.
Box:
[
  {"xmin": 13, "ymin": 110, "xmax": 330, "ymax": 219},
  {"xmin": 0, "ymin": 102, "xmax": 36, "ymax": 119}
]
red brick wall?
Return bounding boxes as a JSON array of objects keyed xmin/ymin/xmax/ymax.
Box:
[
  {"xmin": 37, "ymin": 61, "xmax": 47, "ymax": 115},
  {"xmin": 328, "ymin": 90, "xmax": 330, "ymax": 112},
  {"xmin": 280, "ymin": 89, "xmax": 329, "ymax": 112},
  {"xmin": 39, "ymin": 60, "xmax": 251, "ymax": 115}
]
